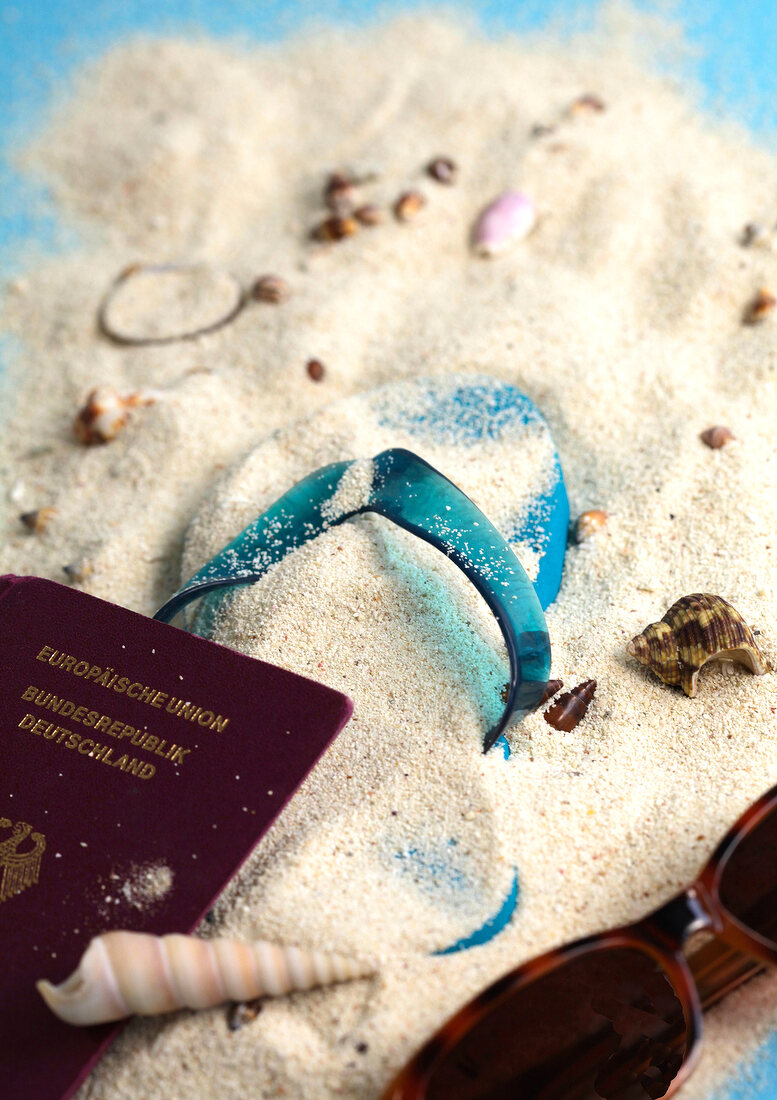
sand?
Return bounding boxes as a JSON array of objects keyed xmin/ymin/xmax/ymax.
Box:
[{"xmin": 3, "ymin": 6, "xmax": 777, "ymax": 1097}]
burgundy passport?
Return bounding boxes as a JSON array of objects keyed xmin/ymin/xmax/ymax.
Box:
[{"xmin": 0, "ymin": 575, "xmax": 353, "ymax": 1100}]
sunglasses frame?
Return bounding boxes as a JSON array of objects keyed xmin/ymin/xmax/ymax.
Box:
[{"xmin": 384, "ymin": 782, "xmax": 777, "ymax": 1100}]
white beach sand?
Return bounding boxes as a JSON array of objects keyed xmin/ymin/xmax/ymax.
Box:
[{"xmin": 3, "ymin": 8, "xmax": 777, "ymax": 1097}]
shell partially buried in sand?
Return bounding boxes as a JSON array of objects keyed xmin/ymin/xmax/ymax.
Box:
[
  {"xmin": 627, "ymin": 593, "xmax": 770, "ymax": 697},
  {"xmin": 37, "ymin": 930, "xmax": 374, "ymax": 1026}
]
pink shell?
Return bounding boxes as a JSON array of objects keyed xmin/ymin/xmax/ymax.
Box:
[{"xmin": 473, "ymin": 191, "xmax": 536, "ymax": 256}]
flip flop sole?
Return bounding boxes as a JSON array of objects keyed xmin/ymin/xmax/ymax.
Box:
[{"xmin": 180, "ymin": 374, "xmax": 568, "ymax": 953}]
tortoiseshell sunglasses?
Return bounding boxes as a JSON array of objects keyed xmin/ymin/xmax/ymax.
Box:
[{"xmin": 383, "ymin": 782, "xmax": 777, "ymax": 1100}]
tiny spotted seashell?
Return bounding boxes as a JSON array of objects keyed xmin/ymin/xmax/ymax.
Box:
[
  {"xmin": 573, "ymin": 509, "xmax": 607, "ymax": 543},
  {"xmin": 743, "ymin": 288, "xmax": 776, "ymax": 325},
  {"xmin": 63, "ymin": 559, "xmax": 93, "ymax": 584},
  {"xmin": 227, "ymin": 998, "xmax": 263, "ymax": 1031},
  {"xmin": 700, "ymin": 425, "xmax": 734, "ymax": 449},
  {"xmin": 740, "ymin": 223, "xmax": 771, "ymax": 248},
  {"xmin": 472, "ymin": 191, "xmax": 536, "ymax": 256},
  {"xmin": 74, "ymin": 388, "xmax": 157, "ymax": 445},
  {"xmin": 568, "ymin": 93, "xmax": 606, "ymax": 115},
  {"xmin": 324, "ymin": 172, "xmax": 359, "ymax": 216},
  {"xmin": 20, "ymin": 507, "xmax": 57, "ymax": 534},
  {"xmin": 313, "ymin": 215, "xmax": 359, "ymax": 242},
  {"xmin": 394, "ymin": 191, "xmax": 427, "ymax": 222},
  {"xmin": 627, "ymin": 593, "xmax": 770, "ymax": 698}
]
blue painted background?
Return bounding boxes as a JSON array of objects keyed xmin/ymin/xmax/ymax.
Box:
[
  {"xmin": 3, "ymin": 1, "xmax": 777, "ymax": 1096},
  {"xmin": 2, "ymin": 0, "xmax": 777, "ymax": 268}
]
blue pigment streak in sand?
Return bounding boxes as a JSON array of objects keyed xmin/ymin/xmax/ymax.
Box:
[
  {"xmin": 435, "ymin": 867, "xmax": 520, "ymax": 956},
  {"xmin": 394, "ymin": 846, "xmax": 520, "ymax": 956}
]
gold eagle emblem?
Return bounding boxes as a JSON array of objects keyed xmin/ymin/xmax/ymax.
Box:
[{"xmin": 0, "ymin": 817, "xmax": 46, "ymax": 904}]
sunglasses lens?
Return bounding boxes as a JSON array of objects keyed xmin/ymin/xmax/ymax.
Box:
[
  {"xmin": 425, "ymin": 945, "xmax": 688, "ymax": 1100},
  {"xmin": 719, "ymin": 802, "xmax": 777, "ymax": 947}
]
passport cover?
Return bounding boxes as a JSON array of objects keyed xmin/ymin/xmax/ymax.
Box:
[{"xmin": 0, "ymin": 574, "xmax": 353, "ymax": 1100}]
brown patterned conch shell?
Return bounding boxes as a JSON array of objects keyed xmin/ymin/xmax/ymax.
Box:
[
  {"xmin": 627, "ymin": 593, "xmax": 770, "ymax": 697},
  {"xmin": 37, "ymin": 930, "xmax": 373, "ymax": 1026}
]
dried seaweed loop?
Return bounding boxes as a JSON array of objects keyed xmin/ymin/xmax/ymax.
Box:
[{"xmin": 98, "ymin": 263, "xmax": 247, "ymax": 346}]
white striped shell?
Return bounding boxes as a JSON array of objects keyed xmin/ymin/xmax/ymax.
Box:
[{"xmin": 37, "ymin": 930, "xmax": 373, "ymax": 1026}]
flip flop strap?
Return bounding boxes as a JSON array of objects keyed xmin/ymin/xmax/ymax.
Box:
[{"xmin": 154, "ymin": 448, "xmax": 550, "ymax": 752}]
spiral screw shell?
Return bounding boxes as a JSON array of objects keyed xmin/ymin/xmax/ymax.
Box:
[
  {"xmin": 37, "ymin": 930, "xmax": 373, "ymax": 1026},
  {"xmin": 543, "ymin": 680, "xmax": 596, "ymax": 732}
]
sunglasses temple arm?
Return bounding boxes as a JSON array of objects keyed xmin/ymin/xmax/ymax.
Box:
[{"xmin": 689, "ymin": 938, "xmax": 765, "ymax": 1010}]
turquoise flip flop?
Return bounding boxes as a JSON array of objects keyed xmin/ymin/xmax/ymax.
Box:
[{"xmin": 163, "ymin": 374, "xmax": 569, "ymax": 954}]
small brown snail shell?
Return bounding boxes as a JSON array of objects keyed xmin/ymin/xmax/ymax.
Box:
[
  {"xmin": 306, "ymin": 358, "xmax": 326, "ymax": 382},
  {"xmin": 324, "ymin": 172, "xmax": 359, "ymax": 216},
  {"xmin": 568, "ymin": 93, "xmax": 606, "ymax": 115},
  {"xmin": 743, "ymin": 288, "xmax": 776, "ymax": 325},
  {"xmin": 20, "ymin": 507, "xmax": 57, "ymax": 533},
  {"xmin": 427, "ymin": 157, "xmax": 458, "ymax": 185},
  {"xmin": 740, "ymin": 223, "xmax": 771, "ymax": 248},
  {"xmin": 394, "ymin": 191, "xmax": 427, "ymax": 222},
  {"xmin": 700, "ymin": 425, "xmax": 735, "ymax": 449},
  {"xmin": 573, "ymin": 510, "xmax": 607, "ymax": 543},
  {"xmin": 312, "ymin": 215, "xmax": 359, "ymax": 242},
  {"xmin": 543, "ymin": 680, "xmax": 596, "ymax": 732},
  {"xmin": 502, "ymin": 678, "xmax": 562, "ymax": 707},
  {"xmin": 355, "ymin": 204, "xmax": 384, "ymax": 227},
  {"xmin": 251, "ymin": 274, "xmax": 290, "ymax": 304},
  {"xmin": 627, "ymin": 593, "xmax": 770, "ymax": 697}
]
